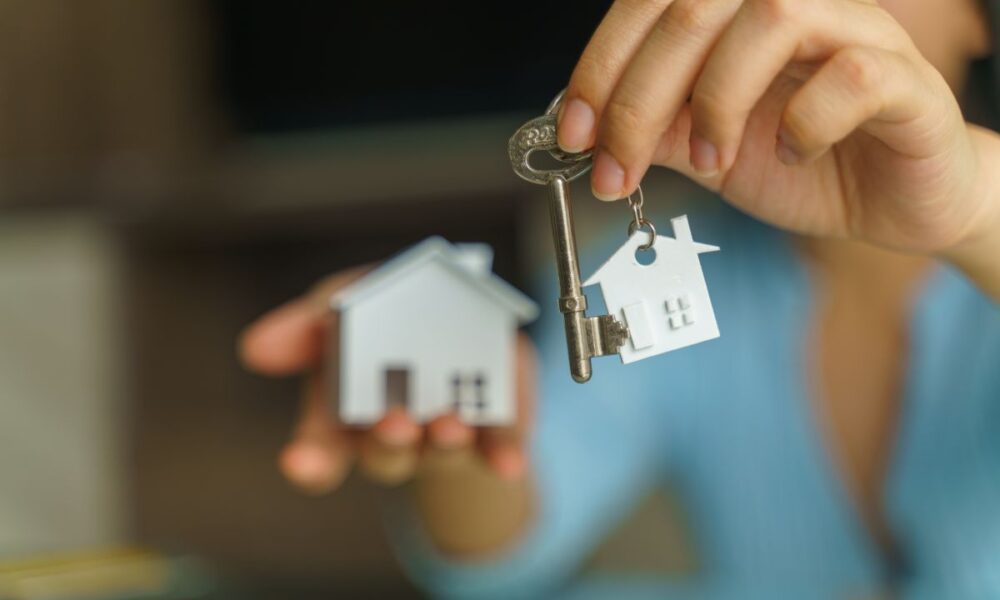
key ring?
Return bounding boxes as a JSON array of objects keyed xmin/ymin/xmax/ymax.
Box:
[
  {"xmin": 544, "ymin": 89, "xmax": 567, "ymax": 116},
  {"xmin": 627, "ymin": 185, "xmax": 645, "ymax": 225},
  {"xmin": 628, "ymin": 218, "xmax": 657, "ymax": 251},
  {"xmin": 626, "ymin": 186, "xmax": 656, "ymax": 251}
]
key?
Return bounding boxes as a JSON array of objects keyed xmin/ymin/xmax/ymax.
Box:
[{"xmin": 509, "ymin": 105, "xmax": 628, "ymax": 383}]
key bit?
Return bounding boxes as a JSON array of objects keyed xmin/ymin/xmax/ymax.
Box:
[{"xmin": 588, "ymin": 314, "xmax": 629, "ymax": 357}]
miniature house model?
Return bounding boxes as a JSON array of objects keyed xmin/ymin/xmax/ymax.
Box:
[
  {"xmin": 584, "ymin": 216, "xmax": 720, "ymax": 364},
  {"xmin": 330, "ymin": 237, "xmax": 538, "ymax": 426}
]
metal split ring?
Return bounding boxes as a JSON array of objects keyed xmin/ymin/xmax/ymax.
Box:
[
  {"xmin": 627, "ymin": 218, "xmax": 657, "ymax": 251},
  {"xmin": 545, "ymin": 89, "xmax": 567, "ymax": 116}
]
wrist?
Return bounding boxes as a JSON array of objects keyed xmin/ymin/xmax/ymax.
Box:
[{"xmin": 939, "ymin": 126, "xmax": 1000, "ymax": 299}]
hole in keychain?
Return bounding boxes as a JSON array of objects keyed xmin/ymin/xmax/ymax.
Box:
[{"xmin": 634, "ymin": 246, "xmax": 657, "ymax": 266}]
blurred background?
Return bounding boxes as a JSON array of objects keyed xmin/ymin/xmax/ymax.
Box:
[{"xmin": 0, "ymin": 1, "xmax": 709, "ymax": 598}]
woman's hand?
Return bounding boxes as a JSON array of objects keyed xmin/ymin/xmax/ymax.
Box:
[
  {"xmin": 239, "ymin": 267, "xmax": 537, "ymax": 495},
  {"xmin": 558, "ymin": 0, "xmax": 1000, "ymax": 257}
]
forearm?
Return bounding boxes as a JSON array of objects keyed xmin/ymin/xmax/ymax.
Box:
[
  {"xmin": 412, "ymin": 448, "xmax": 535, "ymax": 558},
  {"xmin": 941, "ymin": 126, "xmax": 1000, "ymax": 303}
]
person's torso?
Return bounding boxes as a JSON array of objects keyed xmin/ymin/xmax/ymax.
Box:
[{"xmin": 533, "ymin": 203, "xmax": 1000, "ymax": 595}]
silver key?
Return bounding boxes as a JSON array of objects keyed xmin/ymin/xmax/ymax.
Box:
[{"xmin": 508, "ymin": 95, "xmax": 628, "ymax": 383}]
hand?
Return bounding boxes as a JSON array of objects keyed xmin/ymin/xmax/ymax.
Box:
[
  {"xmin": 558, "ymin": 0, "xmax": 1000, "ymax": 255},
  {"xmin": 239, "ymin": 267, "xmax": 537, "ymax": 494}
]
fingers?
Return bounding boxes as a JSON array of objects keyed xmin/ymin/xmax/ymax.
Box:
[
  {"xmin": 240, "ymin": 297, "xmax": 329, "ymax": 376},
  {"xmin": 574, "ymin": 0, "xmax": 919, "ymax": 199},
  {"xmin": 592, "ymin": 0, "xmax": 742, "ymax": 199},
  {"xmin": 239, "ymin": 266, "xmax": 370, "ymax": 376},
  {"xmin": 480, "ymin": 432, "xmax": 529, "ymax": 482},
  {"xmin": 689, "ymin": 0, "xmax": 911, "ymax": 174},
  {"xmin": 280, "ymin": 374, "xmax": 353, "ymax": 494},
  {"xmin": 777, "ymin": 47, "xmax": 930, "ymax": 166},
  {"xmin": 480, "ymin": 333, "xmax": 537, "ymax": 481},
  {"xmin": 686, "ymin": 0, "xmax": 801, "ymax": 176},
  {"xmin": 358, "ymin": 407, "xmax": 423, "ymax": 485},
  {"xmin": 283, "ymin": 372, "xmax": 424, "ymax": 492},
  {"xmin": 280, "ymin": 352, "xmax": 523, "ymax": 492},
  {"xmin": 420, "ymin": 415, "xmax": 479, "ymax": 475},
  {"xmin": 282, "ymin": 386, "xmax": 473, "ymax": 492},
  {"xmin": 560, "ymin": 0, "xmax": 674, "ymax": 154},
  {"xmin": 651, "ymin": 103, "xmax": 698, "ymax": 177},
  {"xmin": 427, "ymin": 414, "xmax": 475, "ymax": 450},
  {"xmin": 280, "ymin": 438, "xmax": 351, "ymax": 495}
]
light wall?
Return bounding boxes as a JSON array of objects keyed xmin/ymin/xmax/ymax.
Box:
[{"xmin": 0, "ymin": 215, "xmax": 126, "ymax": 554}]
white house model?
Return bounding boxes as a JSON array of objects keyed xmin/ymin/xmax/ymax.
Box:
[
  {"xmin": 330, "ymin": 237, "xmax": 538, "ymax": 426},
  {"xmin": 583, "ymin": 216, "xmax": 720, "ymax": 364}
]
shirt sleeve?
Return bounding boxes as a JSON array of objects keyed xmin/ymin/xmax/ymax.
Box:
[{"xmin": 385, "ymin": 279, "xmax": 674, "ymax": 600}]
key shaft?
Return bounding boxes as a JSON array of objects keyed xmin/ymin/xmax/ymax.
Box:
[{"xmin": 548, "ymin": 176, "xmax": 593, "ymax": 383}]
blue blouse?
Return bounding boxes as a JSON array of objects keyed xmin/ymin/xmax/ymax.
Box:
[{"xmin": 389, "ymin": 205, "xmax": 1000, "ymax": 599}]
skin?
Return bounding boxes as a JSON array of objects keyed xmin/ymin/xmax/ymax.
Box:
[{"xmin": 241, "ymin": 0, "xmax": 1000, "ymax": 561}]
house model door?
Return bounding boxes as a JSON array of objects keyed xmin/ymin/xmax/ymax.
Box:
[{"xmin": 384, "ymin": 367, "xmax": 411, "ymax": 410}]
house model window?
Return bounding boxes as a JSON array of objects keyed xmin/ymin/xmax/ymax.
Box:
[
  {"xmin": 666, "ymin": 293, "xmax": 696, "ymax": 330},
  {"xmin": 451, "ymin": 373, "xmax": 489, "ymax": 420}
]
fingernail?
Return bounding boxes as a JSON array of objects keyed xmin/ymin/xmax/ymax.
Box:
[
  {"xmin": 490, "ymin": 446, "xmax": 526, "ymax": 481},
  {"xmin": 377, "ymin": 411, "xmax": 420, "ymax": 447},
  {"xmin": 557, "ymin": 98, "xmax": 594, "ymax": 153},
  {"xmin": 592, "ymin": 150, "xmax": 626, "ymax": 201},
  {"xmin": 282, "ymin": 444, "xmax": 337, "ymax": 493},
  {"xmin": 431, "ymin": 418, "xmax": 472, "ymax": 450},
  {"xmin": 689, "ymin": 135, "xmax": 719, "ymax": 176},
  {"xmin": 775, "ymin": 130, "xmax": 802, "ymax": 165}
]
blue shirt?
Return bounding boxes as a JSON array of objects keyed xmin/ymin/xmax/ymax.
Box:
[{"xmin": 388, "ymin": 205, "xmax": 1000, "ymax": 599}]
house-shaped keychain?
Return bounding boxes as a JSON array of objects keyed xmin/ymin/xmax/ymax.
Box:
[
  {"xmin": 330, "ymin": 237, "xmax": 538, "ymax": 426},
  {"xmin": 584, "ymin": 215, "xmax": 720, "ymax": 364}
]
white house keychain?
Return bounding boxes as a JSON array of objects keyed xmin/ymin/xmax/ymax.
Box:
[
  {"xmin": 509, "ymin": 91, "xmax": 721, "ymax": 382},
  {"xmin": 584, "ymin": 187, "xmax": 720, "ymax": 365}
]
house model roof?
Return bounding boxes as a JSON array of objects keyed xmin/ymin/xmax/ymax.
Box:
[
  {"xmin": 330, "ymin": 236, "xmax": 539, "ymax": 323},
  {"xmin": 583, "ymin": 215, "xmax": 719, "ymax": 287}
]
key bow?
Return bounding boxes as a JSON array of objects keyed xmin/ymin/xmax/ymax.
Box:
[{"xmin": 508, "ymin": 115, "xmax": 593, "ymax": 185}]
